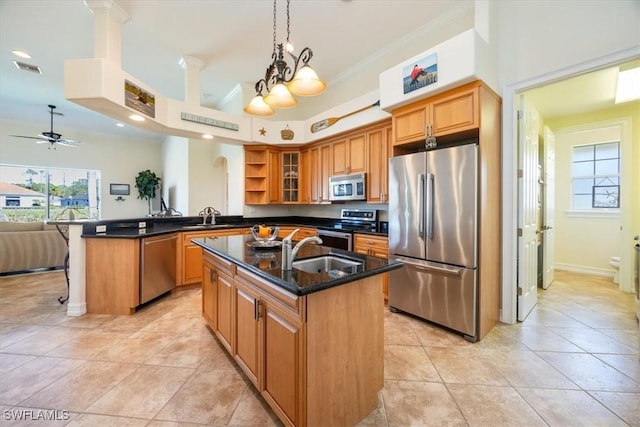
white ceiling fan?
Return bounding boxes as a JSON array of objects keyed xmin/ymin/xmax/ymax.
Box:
[{"xmin": 11, "ymin": 104, "xmax": 82, "ymax": 148}]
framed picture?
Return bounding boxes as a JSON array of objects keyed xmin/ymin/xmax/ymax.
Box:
[
  {"xmin": 110, "ymin": 183, "xmax": 130, "ymax": 196},
  {"xmin": 402, "ymin": 52, "xmax": 438, "ymax": 94}
]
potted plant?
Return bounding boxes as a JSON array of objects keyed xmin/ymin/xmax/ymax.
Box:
[{"xmin": 135, "ymin": 169, "xmax": 161, "ymax": 215}]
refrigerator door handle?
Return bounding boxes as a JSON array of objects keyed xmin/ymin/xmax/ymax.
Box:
[
  {"xmin": 427, "ymin": 173, "xmax": 434, "ymax": 239},
  {"xmin": 395, "ymin": 256, "xmax": 463, "ymax": 276},
  {"xmin": 418, "ymin": 174, "xmax": 425, "ymax": 238}
]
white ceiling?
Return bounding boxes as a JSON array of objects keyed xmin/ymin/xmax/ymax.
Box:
[{"xmin": 0, "ymin": 0, "xmax": 636, "ymax": 145}]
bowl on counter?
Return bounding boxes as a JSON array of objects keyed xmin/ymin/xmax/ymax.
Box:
[{"xmin": 250, "ymin": 224, "xmax": 279, "ymax": 242}]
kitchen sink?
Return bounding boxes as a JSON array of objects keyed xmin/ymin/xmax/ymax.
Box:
[
  {"xmin": 182, "ymin": 224, "xmax": 225, "ymax": 230},
  {"xmin": 292, "ymin": 255, "xmax": 363, "ymax": 276}
]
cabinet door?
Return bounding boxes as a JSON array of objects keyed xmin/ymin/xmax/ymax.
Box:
[
  {"xmin": 319, "ymin": 144, "xmax": 332, "ymax": 203},
  {"xmin": 202, "ymin": 263, "xmax": 217, "ymax": 328},
  {"xmin": 183, "ymin": 244, "xmax": 204, "ymax": 284},
  {"xmin": 216, "ymin": 270, "xmax": 234, "ymax": 353},
  {"xmin": 431, "ymin": 87, "xmax": 478, "ymax": 136},
  {"xmin": 268, "ymin": 150, "xmax": 281, "ymax": 204},
  {"xmin": 282, "ymin": 152, "xmax": 299, "ymax": 203},
  {"xmin": 366, "ymin": 127, "xmax": 386, "ymax": 203},
  {"xmin": 393, "ymin": 104, "xmax": 426, "ymax": 145},
  {"xmin": 331, "ymin": 139, "xmax": 347, "ymax": 175},
  {"xmin": 300, "ymin": 149, "xmax": 310, "ymax": 204},
  {"xmin": 262, "ymin": 300, "xmax": 303, "ymax": 427},
  {"xmin": 309, "ymin": 147, "xmax": 319, "ymax": 204},
  {"xmin": 347, "ymin": 134, "xmax": 366, "ymax": 173},
  {"xmin": 234, "ymin": 279, "xmax": 261, "ymax": 388}
]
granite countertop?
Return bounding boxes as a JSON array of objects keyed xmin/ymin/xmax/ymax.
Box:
[
  {"xmin": 77, "ymin": 215, "xmax": 388, "ymax": 239},
  {"xmin": 192, "ymin": 235, "xmax": 401, "ymax": 296}
]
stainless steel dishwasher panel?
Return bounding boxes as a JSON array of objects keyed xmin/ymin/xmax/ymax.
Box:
[{"xmin": 140, "ymin": 233, "xmax": 177, "ymax": 304}]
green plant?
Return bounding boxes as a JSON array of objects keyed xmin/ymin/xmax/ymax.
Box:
[{"xmin": 135, "ymin": 169, "xmax": 161, "ymax": 214}]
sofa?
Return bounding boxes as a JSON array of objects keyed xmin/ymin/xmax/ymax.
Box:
[{"xmin": 0, "ymin": 222, "xmax": 68, "ymax": 274}]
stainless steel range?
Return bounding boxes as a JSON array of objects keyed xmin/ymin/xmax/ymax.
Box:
[{"xmin": 317, "ymin": 209, "xmax": 378, "ymax": 251}]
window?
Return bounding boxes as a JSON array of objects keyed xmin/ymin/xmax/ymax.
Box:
[
  {"xmin": 571, "ymin": 141, "xmax": 620, "ymax": 210},
  {"xmin": 0, "ymin": 164, "xmax": 101, "ymax": 222}
]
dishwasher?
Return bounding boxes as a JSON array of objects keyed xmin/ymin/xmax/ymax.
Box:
[{"xmin": 140, "ymin": 233, "xmax": 177, "ymax": 304}]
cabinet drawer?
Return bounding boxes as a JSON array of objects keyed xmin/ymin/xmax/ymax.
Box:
[
  {"xmin": 354, "ymin": 234, "xmax": 388, "ymax": 253},
  {"xmin": 237, "ymin": 267, "xmax": 304, "ymax": 319}
]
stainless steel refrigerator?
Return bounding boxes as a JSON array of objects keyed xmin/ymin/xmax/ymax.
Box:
[{"xmin": 388, "ymin": 140, "xmax": 479, "ymax": 341}]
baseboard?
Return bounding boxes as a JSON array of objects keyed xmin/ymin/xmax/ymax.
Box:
[
  {"xmin": 554, "ymin": 263, "xmax": 614, "ymax": 278},
  {"xmin": 66, "ymin": 302, "xmax": 87, "ymax": 317}
]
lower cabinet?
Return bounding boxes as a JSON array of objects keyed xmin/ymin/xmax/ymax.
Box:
[
  {"xmin": 179, "ymin": 228, "xmax": 248, "ymax": 286},
  {"xmin": 354, "ymin": 233, "xmax": 389, "ymax": 300},
  {"xmin": 201, "ymin": 250, "xmax": 383, "ymax": 427}
]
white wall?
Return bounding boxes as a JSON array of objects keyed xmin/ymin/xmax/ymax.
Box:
[
  {"xmin": 496, "ymin": 0, "xmax": 640, "ymax": 89},
  {"xmin": 0, "ymin": 120, "xmax": 163, "ymax": 219},
  {"xmin": 161, "ymin": 135, "xmax": 190, "ymax": 215}
]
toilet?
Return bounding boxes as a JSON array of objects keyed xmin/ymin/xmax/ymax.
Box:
[{"xmin": 609, "ymin": 256, "xmax": 620, "ymax": 284}]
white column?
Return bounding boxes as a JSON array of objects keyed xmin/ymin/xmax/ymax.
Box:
[
  {"xmin": 66, "ymin": 224, "xmax": 87, "ymax": 316},
  {"xmin": 84, "ymin": 0, "xmax": 130, "ymax": 67},
  {"xmin": 179, "ymin": 55, "xmax": 205, "ymax": 106}
]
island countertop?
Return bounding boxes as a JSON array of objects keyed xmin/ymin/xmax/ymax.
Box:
[{"xmin": 192, "ymin": 235, "xmax": 402, "ymax": 296}]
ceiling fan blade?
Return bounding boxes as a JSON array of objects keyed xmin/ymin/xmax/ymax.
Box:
[
  {"xmin": 10, "ymin": 134, "xmax": 52, "ymax": 142},
  {"xmin": 56, "ymin": 138, "xmax": 82, "ymax": 146}
]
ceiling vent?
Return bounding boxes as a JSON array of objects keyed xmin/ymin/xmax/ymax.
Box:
[{"xmin": 13, "ymin": 61, "xmax": 42, "ymax": 74}]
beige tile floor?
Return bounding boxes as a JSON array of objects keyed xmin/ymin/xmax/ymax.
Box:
[{"xmin": 0, "ymin": 270, "xmax": 638, "ymax": 426}]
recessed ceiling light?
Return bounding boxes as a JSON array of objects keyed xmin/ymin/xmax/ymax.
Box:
[
  {"xmin": 116, "ymin": 123, "xmax": 124, "ymax": 127},
  {"xmin": 11, "ymin": 50, "xmax": 31, "ymax": 59},
  {"xmin": 202, "ymin": 134, "xmax": 214, "ymax": 139},
  {"xmin": 129, "ymin": 114, "xmax": 145, "ymax": 122},
  {"xmin": 615, "ymin": 67, "xmax": 640, "ymax": 104}
]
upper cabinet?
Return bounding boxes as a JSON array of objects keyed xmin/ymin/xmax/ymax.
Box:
[
  {"xmin": 331, "ymin": 134, "xmax": 366, "ymax": 176},
  {"xmin": 282, "ymin": 152, "xmax": 300, "ymax": 203},
  {"xmin": 366, "ymin": 123, "xmax": 392, "ymax": 204},
  {"xmin": 393, "ymin": 82, "xmax": 479, "ymax": 146},
  {"xmin": 244, "ymin": 146, "xmax": 269, "ymax": 205}
]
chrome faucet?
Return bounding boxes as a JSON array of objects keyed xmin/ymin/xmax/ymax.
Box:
[
  {"xmin": 200, "ymin": 207, "xmax": 221, "ymax": 225},
  {"xmin": 281, "ymin": 229, "xmax": 323, "ymax": 270}
]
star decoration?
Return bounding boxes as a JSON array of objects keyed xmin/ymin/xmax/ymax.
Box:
[{"xmin": 259, "ymin": 127, "xmax": 266, "ymax": 136}]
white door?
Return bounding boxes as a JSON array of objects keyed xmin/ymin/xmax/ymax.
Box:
[
  {"xmin": 542, "ymin": 126, "xmax": 555, "ymax": 289},
  {"xmin": 517, "ymin": 95, "xmax": 539, "ymax": 321}
]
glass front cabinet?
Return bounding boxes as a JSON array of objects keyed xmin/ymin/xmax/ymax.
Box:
[{"xmin": 282, "ymin": 152, "xmax": 299, "ymax": 203}]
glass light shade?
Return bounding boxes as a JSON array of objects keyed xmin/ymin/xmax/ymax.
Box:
[
  {"xmin": 243, "ymin": 94, "xmax": 275, "ymax": 116},
  {"xmin": 288, "ymin": 66, "xmax": 327, "ymax": 97},
  {"xmin": 263, "ymin": 83, "xmax": 298, "ymax": 109}
]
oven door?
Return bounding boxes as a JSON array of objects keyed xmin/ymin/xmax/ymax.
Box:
[{"xmin": 317, "ymin": 229, "xmax": 352, "ymax": 251}]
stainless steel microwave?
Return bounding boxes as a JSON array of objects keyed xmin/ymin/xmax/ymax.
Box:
[{"xmin": 329, "ymin": 173, "xmax": 366, "ymax": 201}]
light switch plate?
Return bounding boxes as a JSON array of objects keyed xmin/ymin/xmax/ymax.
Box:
[
  {"xmin": 138, "ymin": 222, "xmax": 146, "ymax": 229},
  {"xmin": 96, "ymin": 225, "xmax": 106, "ymax": 233}
]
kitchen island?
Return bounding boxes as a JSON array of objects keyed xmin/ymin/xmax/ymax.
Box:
[{"xmin": 192, "ymin": 235, "xmax": 401, "ymax": 427}]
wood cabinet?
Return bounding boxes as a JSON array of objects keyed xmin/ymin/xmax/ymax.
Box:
[
  {"xmin": 390, "ymin": 80, "xmax": 502, "ymax": 341},
  {"xmin": 277, "ymin": 226, "xmax": 317, "ymax": 241},
  {"xmin": 393, "ymin": 82, "xmax": 479, "ymax": 146},
  {"xmin": 200, "ymin": 250, "xmax": 384, "ymax": 427},
  {"xmin": 85, "ymin": 238, "xmax": 141, "ymax": 315},
  {"xmin": 178, "ymin": 228, "xmax": 247, "ymax": 286},
  {"xmin": 354, "ymin": 234, "xmax": 389, "ymax": 299},
  {"xmin": 366, "ymin": 123, "xmax": 392, "ymax": 203},
  {"xmin": 282, "ymin": 152, "xmax": 300, "ymax": 203},
  {"xmin": 268, "ymin": 149, "xmax": 281, "ymax": 204},
  {"xmin": 244, "ymin": 146, "xmax": 269, "ymax": 204},
  {"xmin": 331, "ymin": 134, "xmax": 366, "ymax": 176},
  {"xmin": 203, "ymin": 251, "xmax": 235, "ymax": 353},
  {"xmin": 319, "ymin": 144, "xmax": 332, "ymax": 203},
  {"xmin": 299, "ymin": 149, "xmax": 311, "ymax": 204}
]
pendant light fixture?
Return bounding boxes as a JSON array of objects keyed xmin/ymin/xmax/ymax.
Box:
[{"xmin": 243, "ymin": 0, "xmax": 326, "ymax": 116}]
